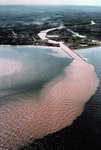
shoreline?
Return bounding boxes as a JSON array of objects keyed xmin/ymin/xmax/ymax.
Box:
[
  {"xmin": 0, "ymin": 44, "xmax": 60, "ymax": 50},
  {"xmin": 73, "ymin": 44, "xmax": 101, "ymax": 51},
  {"xmin": 0, "ymin": 43, "xmax": 101, "ymax": 51},
  {"xmin": 1, "ymin": 25, "xmax": 101, "ymax": 50}
]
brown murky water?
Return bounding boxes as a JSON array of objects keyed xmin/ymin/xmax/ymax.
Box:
[{"xmin": 0, "ymin": 58, "xmax": 99, "ymax": 149}]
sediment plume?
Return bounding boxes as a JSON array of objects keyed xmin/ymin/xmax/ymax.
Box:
[{"xmin": 0, "ymin": 59, "xmax": 99, "ymax": 150}]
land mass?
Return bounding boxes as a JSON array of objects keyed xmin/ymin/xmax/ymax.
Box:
[
  {"xmin": 1, "ymin": 23, "xmax": 101, "ymax": 49},
  {"xmin": 0, "ymin": 5, "xmax": 101, "ymax": 49}
]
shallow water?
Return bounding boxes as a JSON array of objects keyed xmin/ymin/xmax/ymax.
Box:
[{"xmin": 0, "ymin": 45, "xmax": 99, "ymax": 149}]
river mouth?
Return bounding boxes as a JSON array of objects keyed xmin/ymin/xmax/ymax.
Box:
[{"xmin": 0, "ymin": 45, "xmax": 99, "ymax": 150}]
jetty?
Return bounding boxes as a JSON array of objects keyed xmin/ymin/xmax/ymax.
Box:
[
  {"xmin": 38, "ymin": 27, "xmax": 85, "ymax": 62},
  {"xmin": 60, "ymin": 43, "xmax": 85, "ymax": 61}
]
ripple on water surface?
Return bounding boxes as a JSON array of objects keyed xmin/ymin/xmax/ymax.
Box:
[{"xmin": 0, "ymin": 46, "xmax": 99, "ymax": 150}]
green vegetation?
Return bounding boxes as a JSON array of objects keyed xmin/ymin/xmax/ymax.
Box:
[{"xmin": 0, "ymin": 5, "xmax": 101, "ymax": 48}]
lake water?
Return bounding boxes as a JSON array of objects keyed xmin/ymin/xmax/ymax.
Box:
[{"xmin": 0, "ymin": 45, "xmax": 101, "ymax": 150}]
